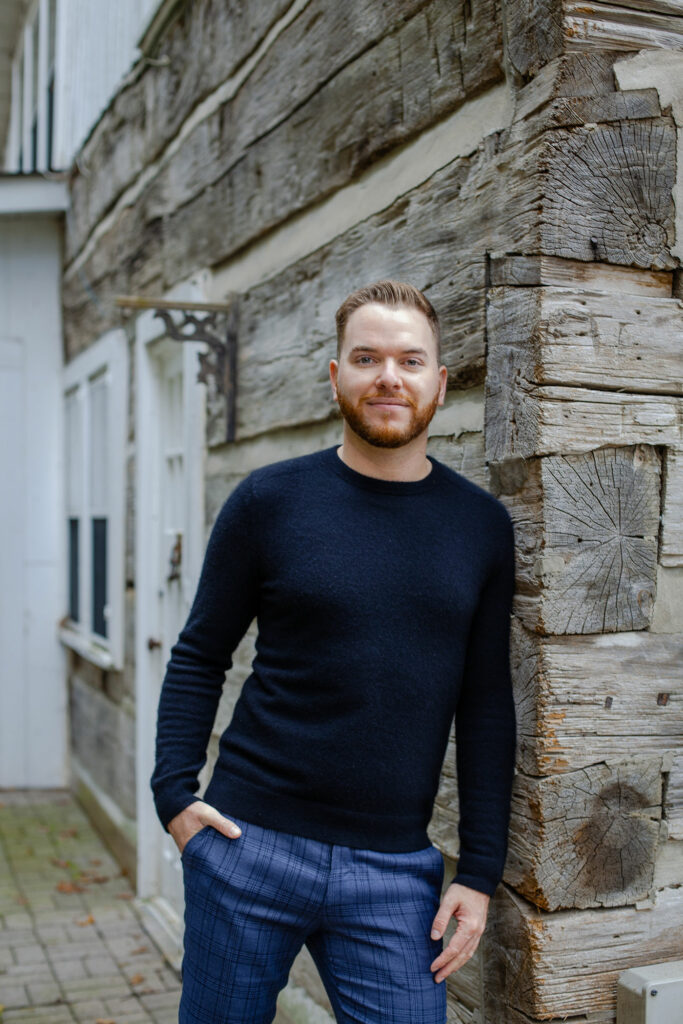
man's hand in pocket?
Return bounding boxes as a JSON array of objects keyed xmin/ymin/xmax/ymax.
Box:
[{"xmin": 167, "ymin": 800, "xmax": 242, "ymax": 854}]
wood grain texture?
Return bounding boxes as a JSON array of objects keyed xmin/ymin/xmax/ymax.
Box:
[
  {"xmin": 66, "ymin": 0, "xmax": 293, "ymax": 260},
  {"xmin": 565, "ymin": 0, "xmax": 683, "ymax": 53},
  {"xmin": 497, "ymin": 446, "xmax": 660, "ymax": 634},
  {"xmin": 489, "ymin": 255, "xmax": 672, "ymax": 294},
  {"xmin": 665, "ymin": 751, "xmax": 683, "ymax": 840},
  {"xmin": 486, "ymin": 372, "xmax": 682, "ymax": 460},
  {"xmin": 64, "ymin": 102, "xmax": 676, "ymax": 360},
  {"xmin": 507, "ymin": 756, "xmax": 663, "ymax": 910},
  {"xmin": 505, "ymin": 0, "xmax": 683, "ymax": 78},
  {"xmin": 66, "ymin": 0, "xmax": 500, "ymax": 266},
  {"xmin": 513, "ymin": 52, "xmax": 624, "ymax": 121},
  {"xmin": 661, "ymin": 446, "xmax": 683, "ymax": 568},
  {"xmin": 485, "ymin": 286, "xmax": 683, "ymax": 444},
  {"xmin": 483, "ymin": 884, "xmax": 683, "ymax": 1020},
  {"xmin": 540, "ymin": 121, "xmax": 676, "ymax": 270},
  {"xmin": 508, "ymin": 618, "xmax": 683, "ymax": 775}
]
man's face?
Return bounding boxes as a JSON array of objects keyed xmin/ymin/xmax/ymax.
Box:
[{"xmin": 329, "ymin": 303, "xmax": 448, "ymax": 449}]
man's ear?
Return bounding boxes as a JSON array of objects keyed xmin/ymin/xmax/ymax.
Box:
[
  {"xmin": 329, "ymin": 359, "xmax": 339, "ymax": 401},
  {"xmin": 437, "ymin": 365, "xmax": 447, "ymax": 404}
]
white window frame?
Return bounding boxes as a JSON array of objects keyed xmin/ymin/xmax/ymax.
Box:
[
  {"xmin": 6, "ymin": 0, "xmax": 54, "ymax": 173},
  {"xmin": 60, "ymin": 328, "xmax": 128, "ymax": 670}
]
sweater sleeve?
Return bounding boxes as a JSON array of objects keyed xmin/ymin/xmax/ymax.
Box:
[
  {"xmin": 150, "ymin": 475, "xmax": 260, "ymax": 830},
  {"xmin": 448, "ymin": 509, "xmax": 517, "ymax": 897}
]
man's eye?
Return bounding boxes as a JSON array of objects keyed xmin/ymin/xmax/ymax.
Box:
[{"xmin": 357, "ymin": 356, "xmax": 374, "ymax": 364}]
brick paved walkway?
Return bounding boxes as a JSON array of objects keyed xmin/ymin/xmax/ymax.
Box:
[{"xmin": 0, "ymin": 789, "xmax": 181, "ymax": 1023}]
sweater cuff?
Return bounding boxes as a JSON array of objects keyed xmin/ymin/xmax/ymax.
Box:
[
  {"xmin": 447, "ymin": 872, "xmax": 499, "ymax": 897},
  {"xmin": 152, "ymin": 789, "xmax": 200, "ymax": 833}
]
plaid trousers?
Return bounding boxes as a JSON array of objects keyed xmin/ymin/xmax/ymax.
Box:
[{"xmin": 179, "ymin": 811, "xmax": 447, "ymax": 1023}]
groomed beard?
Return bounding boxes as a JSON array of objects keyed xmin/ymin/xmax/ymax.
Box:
[{"xmin": 335, "ymin": 386, "xmax": 441, "ymax": 449}]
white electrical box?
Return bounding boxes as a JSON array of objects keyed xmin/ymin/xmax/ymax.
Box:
[{"xmin": 617, "ymin": 960, "xmax": 683, "ymax": 1023}]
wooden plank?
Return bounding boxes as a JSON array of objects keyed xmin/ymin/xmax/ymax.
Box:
[
  {"xmin": 67, "ymin": 0, "xmax": 498, "ymax": 266},
  {"xmin": 504, "ymin": 0, "xmax": 565, "ymax": 79},
  {"xmin": 489, "ymin": 255, "xmax": 672, "ymax": 295},
  {"xmin": 486, "ymin": 378, "xmax": 682, "ymax": 461},
  {"xmin": 525, "ymin": 87, "xmax": 662, "ymax": 130},
  {"xmin": 564, "ymin": 1, "xmax": 683, "ymax": 52},
  {"xmin": 661, "ymin": 446, "xmax": 683, "ymax": 568},
  {"xmin": 500, "ymin": 446, "xmax": 660, "ymax": 635},
  {"xmin": 483, "ymin": 884, "xmax": 683, "ymax": 1020},
  {"xmin": 509, "ymin": 619, "xmax": 683, "ymax": 775},
  {"xmin": 64, "ymin": 114, "xmax": 677, "ymax": 377},
  {"xmin": 665, "ymin": 752, "xmax": 683, "ymax": 839},
  {"xmin": 513, "ymin": 52, "xmax": 622, "ymax": 122},
  {"xmin": 540, "ymin": 121, "xmax": 676, "ymax": 270},
  {"xmin": 507, "ymin": 756, "xmax": 663, "ymax": 910},
  {"xmin": 66, "ymin": 0, "xmax": 293, "ymax": 260},
  {"xmin": 486, "ymin": 285, "xmax": 683, "ymax": 402},
  {"xmin": 160, "ymin": 0, "xmax": 502, "ymax": 290}
]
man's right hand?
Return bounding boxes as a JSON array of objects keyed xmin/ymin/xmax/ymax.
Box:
[{"xmin": 167, "ymin": 800, "xmax": 242, "ymax": 854}]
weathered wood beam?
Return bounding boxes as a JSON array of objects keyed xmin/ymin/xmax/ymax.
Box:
[
  {"xmin": 665, "ymin": 752, "xmax": 683, "ymax": 840},
  {"xmin": 496, "ymin": 446, "xmax": 661, "ymax": 634},
  {"xmin": 486, "ymin": 285, "xmax": 683, "ymax": 417},
  {"xmin": 508, "ymin": 619, "xmax": 683, "ymax": 774},
  {"xmin": 487, "ymin": 383, "xmax": 682, "ymax": 460},
  {"xmin": 564, "ymin": 1, "xmax": 683, "ymax": 54},
  {"xmin": 661, "ymin": 446, "xmax": 683, "ymax": 568},
  {"xmin": 490, "ymin": 255, "xmax": 672, "ymax": 294},
  {"xmin": 507, "ymin": 756, "xmax": 664, "ymax": 911},
  {"xmin": 66, "ymin": 0, "xmax": 500, "ymax": 267},
  {"xmin": 504, "ymin": 0, "xmax": 683, "ymax": 79},
  {"xmin": 483, "ymin": 884, "xmax": 683, "ymax": 1020},
  {"xmin": 63, "ymin": 81, "xmax": 676, "ymax": 360}
]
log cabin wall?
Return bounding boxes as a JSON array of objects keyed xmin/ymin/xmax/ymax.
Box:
[{"xmin": 61, "ymin": 0, "xmax": 683, "ymax": 1020}]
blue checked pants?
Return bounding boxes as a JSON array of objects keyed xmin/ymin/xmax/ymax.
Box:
[{"xmin": 179, "ymin": 812, "xmax": 447, "ymax": 1023}]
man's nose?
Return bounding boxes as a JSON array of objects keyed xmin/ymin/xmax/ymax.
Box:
[{"xmin": 375, "ymin": 361, "xmax": 402, "ymax": 387}]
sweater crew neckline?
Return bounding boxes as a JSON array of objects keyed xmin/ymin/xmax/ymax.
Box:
[{"xmin": 322, "ymin": 444, "xmax": 440, "ymax": 494}]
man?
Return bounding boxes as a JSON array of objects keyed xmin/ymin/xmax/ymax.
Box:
[{"xmin": 151, "ymin": 280, "xmax": 517, "ymax": 1024}]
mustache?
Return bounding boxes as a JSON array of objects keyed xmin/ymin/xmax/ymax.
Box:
[{"xmin": 364, "ymin": 395, "xmax": 415, "ymax": 407}]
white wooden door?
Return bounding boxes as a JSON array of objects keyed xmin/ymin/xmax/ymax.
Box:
[{"xmin": 135, "ymin": 312, "xmax": 206, "ymax": 967}]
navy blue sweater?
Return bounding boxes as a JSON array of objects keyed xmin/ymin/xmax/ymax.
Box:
[{"xmin": 151, "ymin": 444, "xmax": 517, "ymax": 896}]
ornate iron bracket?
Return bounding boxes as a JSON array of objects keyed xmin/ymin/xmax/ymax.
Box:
[{"xmin": 116, "ymin": 295, "xmax": 238, "ymax": 443}]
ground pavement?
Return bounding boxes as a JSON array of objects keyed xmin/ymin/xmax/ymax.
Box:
[{"xmin": 0, "ymin": 789, "xmax": 181, "ymax": 1024}]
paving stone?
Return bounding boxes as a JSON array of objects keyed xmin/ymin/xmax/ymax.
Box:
[
  {"xmin": 0, "ymin": 790, "xmax": 182, "ymax": 1023},
  {"xmin": 0, "ymin": 982, "xmax": 30, "ymax": 1008},
  {"xmin": 26, "ymin": 979, "xmax": 63, "ymax": 1002},
  {"xmin": 2, "ymin": 1006, "xmax": 76, "ymax": 1022}
]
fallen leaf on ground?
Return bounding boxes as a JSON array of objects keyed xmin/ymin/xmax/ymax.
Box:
[
  {"xmin": 129, "ymin": 973, "xmax": 145, "ymax": 985},
  {"xmin": 75, "ymin": 913, "xmax": 95, "ymax": 926},
  {"xmin": 51, "ymin": 857, "xmax": 70, "ymax": 868},
  {"xmin": 90, "ymin": 858, "xmax": 102, "ymax": 866},
  {"xmin": 56, "ymin": 880, "xmax": 84, "ymax": 893},
  {"xmin": 131, "ymin": 945, "xmax": 149, "ymax": 955},
  {"xmin": 115, "ymin": 891, "xmax": 134, "ymax": 900},
  {"xmin": 58, "ymin": 827, "xmax": 78, "ymax": 838},
  {"xmin": 94, "ymin": 1018, "xmax": 116, "ymax": 1024}
]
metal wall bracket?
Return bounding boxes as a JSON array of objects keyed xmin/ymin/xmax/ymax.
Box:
[{"xmin": 116, "ymin": 295, "xmax": 238, "ymax": 443}]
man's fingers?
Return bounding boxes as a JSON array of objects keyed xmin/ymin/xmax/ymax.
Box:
[
  {"xmin": 431, "ymin": 932, "xmax": 482, "ymax": 981},
  {"xmin": 199, "ymin": 806, "xmax": 241, "ymax": 839},
  {"xmin": 430, "ymin": 926, "xmax": 482, "ymax": 973}
]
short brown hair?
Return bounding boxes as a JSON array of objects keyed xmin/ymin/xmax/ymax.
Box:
[{"xmin": 334, "ymin": 280, "xmax": 441, "ymax": 362}]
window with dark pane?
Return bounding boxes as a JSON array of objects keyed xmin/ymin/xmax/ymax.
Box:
[
  {"xmin": 92, "ymin": 518, "xmax": 107, "ymax": 637},
  {"xmin": 65, "ymin": 388, "xmax": 82, "ymax": 625},
  {"xmin": 68, "ymin": 518, "xmax": 79, "ymax": 621},
  {"xmin": 89, "ymin": 371, "xmax": 109, "ymax": 639}
]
